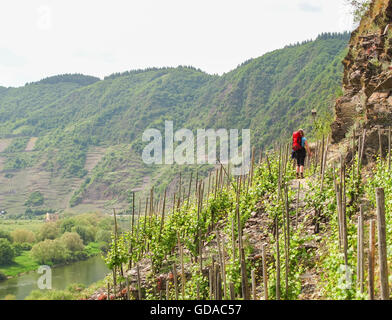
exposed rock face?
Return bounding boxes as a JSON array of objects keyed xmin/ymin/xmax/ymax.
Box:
[{"xmin": 331, "ymin": 0, "xmax": 392, "ymax": 158}]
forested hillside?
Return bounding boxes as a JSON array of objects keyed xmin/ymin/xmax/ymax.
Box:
[{"xmin": 0, "ymin": 32, "xmax": 350, "ymax": 215}]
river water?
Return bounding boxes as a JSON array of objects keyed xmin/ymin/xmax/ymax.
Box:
[{"xmin": 0, "ymin": 255, "xmax": 109, "ymax": 300}]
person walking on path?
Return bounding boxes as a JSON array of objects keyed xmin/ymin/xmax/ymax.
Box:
[{"xmin": 292, "ymin": 129, "xmax": 312, "ymax": 179}]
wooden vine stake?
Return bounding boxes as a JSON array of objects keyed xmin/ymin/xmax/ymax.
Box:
[
  {"xmin": 262, "ymin": 244, "xmax": 268, "ymax": 300},
  {"xmin": 339, "ymin": 160, "xmax": 348, "ymax": 266},
  {"xmin": 284, "ymin": 184, "xmax": 290, "ymax": 297},
  {"xmin": 389, "ymin": 126, "xmax": 391, "ymax": 171},
  {"xmin": 229, "ymin": 282, "xmax": 235, "ymax": 300},
  {"xmin": 342, "ymin": 184, "xmax": 348, "ymax": 266},
  {"xmin": 368, "ymin": 220, "xmax": 375, "ymax": 300},
  {"xmin": 357, "ymin": 205, "xmax": 365, "ymax": 294},
  {"xmin": 178, "ymin": 234, "xmax": 186, "ymax": 299},
  {"xmin": 136, "ymin": 263, "xmax": 142, "ymax": 300},
  {"xmin": 240, "ymin": 248, "xmax": 250, "ymax": 300},
  {"xmin": 172, "ymin": 264, "xmax": 179, "ymax": 300},
  {"xmin": 166, "ymin": 278, "xmax": 170, "ymax": 300},
  {"xmin": 231, "ymin": 211, "xmax": 236, "ymax": 261},
  {"xmin": 320, "ymin": 135, "xmax": 329, "ymax": 191},
  {"xmin": 250, "ymin": 146, "xmax": 256, "ymax": 186},
  {"xmin": 378, "ymin": 126, "xmax": 382, "ymax": 162},
  {"xmin": 236, "ymin": 179, "xmax": 250, "ymax": 300},
  {"xmin": 296, "ymin": 181, "xmax": 300, "ymax": 227},
  {"xmin": 251, "ymin": 270, "xmax": 256, "ymax": 300},
  {"xmin": 177, "ymin": 173, "xmax": 182, "ymax": 209},
  {"xmin": 376, "ymin": 188, "xmax": 389, "ymax": 300},
  {"xmin": 359, "ymin": 129, "xmax": 367, "ymax": 167},
  {"xmin": 320, "ymin": 135, "xmax": 325, "ymax": 176},
  {"xmin": 126, "ymin": 276, "xmax": 130, "ymax": 300},
  {"xmin": 214, "ymin": 264, "xmax": 221, "ymax": 300},
  {"xmin": 158, "ymin": 189, "xmax": 167, "ymax": 242},
  {"xmin": 142, "ymin": 197, "xmax": 149, "ymax": 256},
  {"xmin": 216, "ymin": 229, "xmax": 226, "ymax": 299},
  {"xmin": 222, "ymin": 245, "xmax": 227, "ymax": 299},
  {"xmin": 209, "ymin": 266, "xmax": 214, "ymax": 300},
  {"xmin": 336, "ymin": 183, "xmax": 343, "ymax": 250},
  {"xmin": 129, "ymin": 192, "xmax": 135, "ymax": 269},
  {"xmin": 275, "ymin": 216, "xmax": 281, "ymax": 300},
  {"xmin": 113, "ymin": 208, "xmax": 118, "ymax": 290}
]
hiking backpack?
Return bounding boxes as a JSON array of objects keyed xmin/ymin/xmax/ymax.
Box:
[{"xmin": 292, "ymin": 131, "xmax": 303, "ymax": 152}]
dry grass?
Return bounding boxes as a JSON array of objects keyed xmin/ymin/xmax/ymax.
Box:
[{"xmin": 358, "ymin": 0, "xmax": 389, "ymax": 35}]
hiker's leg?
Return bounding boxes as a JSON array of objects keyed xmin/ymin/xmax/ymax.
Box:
[
  {"xmin": 296, "ymin": 154, "xmax": 300, "ymax": 178},
  {"xmin": 299, "ymin": 153, "xmax": 305, "ymax": 178}
]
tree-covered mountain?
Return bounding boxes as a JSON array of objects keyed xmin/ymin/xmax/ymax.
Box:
[
  {"xmin": 0, "ymin": 74, "xmax": 100, "ymax": 134},
  {"xmin": 0, "ymin": 32, "xmax": 350, "ymax": 215}
]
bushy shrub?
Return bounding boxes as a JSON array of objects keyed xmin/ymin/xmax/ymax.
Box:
[
  {"xmin": 72, "ymin": 225, "xmax": 95, "ymax": 244},
  {"xmin": 0, "ymin": 271, "xmax": 7, "ymax": 281},
  {"xmin": 37, "ymin": 222, "xmax": 60, "ymax": 241},
  {"xmin": 25, "ymin": 191, "xmax": 44, "ymax": 207},
  {"xmin": 97, "ymin": 218, "xmax": 113, "ymax": 231},
  {"xmin": 20, "ymin": 242, "xmax": 32, "ymax": 251},
  {"xmin": 99, "ymin": 242, "xmax": 109, "ymax": 253},
  {"xmin": 31, "ymin": 239, "xmax": 68, "ymax": 265},
  {"xmin": 60, "ymin": 218, "xmax": 76, "ymax": 234},
  {"xmin": 71, "ymin": 250, "xmax": 88, "ymax": 261},
  {"xmin": 0, "ymin": 230, "xmax": 12, "ymax": 242},
  {"xmin": 25, "ymin": 208, "xmax": 54, "ymax": 217},
  {"xmin": 25, "ymin": 289, "xmax": 74, "ymax": 300},
  {"xmin": 0, "ymin": 239, "xmax": 15, "ymax": 265},
  {"xmin": 95, "ymin": 230, "xmax": 112, "ymax": 244},
  {"xmin": 60, "ymin": 232, "xmax": 84, "ymax": 252},
  {"xmin": 11, "ymin": 229, "xmax": 36, "ymax": 244},
  {"xmin": 12, "ymin": 243, "xmax": 23, "ymax": 257}
]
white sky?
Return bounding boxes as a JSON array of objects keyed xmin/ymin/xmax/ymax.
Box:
[{"xmin": 0, "ymin": 0, "xmax": 354, "ymax": 87}]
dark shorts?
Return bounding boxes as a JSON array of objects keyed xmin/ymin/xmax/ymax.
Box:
[{"xmin": 294, "ymin": 149, "xmax": 306, "ymax": 166}]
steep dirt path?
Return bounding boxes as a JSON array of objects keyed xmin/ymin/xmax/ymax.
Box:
[
  {"xmin": 241, "ymin": 173, "xmax": 322, "ymax": 300},
  {"xmin": 289, "ymin": 176, "xmax": 323, "ymax": 300}
]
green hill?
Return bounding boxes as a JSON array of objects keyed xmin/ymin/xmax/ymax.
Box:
[{"xmin": 0, "ymin": 32, "xmax": 350, "ymax": 216}]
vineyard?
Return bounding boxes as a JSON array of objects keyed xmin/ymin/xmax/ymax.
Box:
[{"xmin": 90, "ymin": 126, "xmax": 392, "ymax": 301}]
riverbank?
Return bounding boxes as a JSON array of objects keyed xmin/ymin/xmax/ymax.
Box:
[
  {"xmin": 0, "ymin": 251, "xmax": 39, "ymax": 279},
  {"xmin": 0, "ymin": 242, "xmax": 103, "ymax": 279},
  {"xmin": 0, "ymin": 255, "xmax": 110, "ymax": 300}
]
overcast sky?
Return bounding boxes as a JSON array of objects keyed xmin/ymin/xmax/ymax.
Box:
[{"xmin": 0, "ymin": 0, "xmax": 354, "ymax": 87}]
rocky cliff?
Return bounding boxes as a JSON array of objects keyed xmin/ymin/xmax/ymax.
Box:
[{"xmin": 331, "ymin": 0, "xmax": 392, "ymax": 161}]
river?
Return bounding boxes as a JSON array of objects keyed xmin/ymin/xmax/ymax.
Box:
[{"xmin": 0, "ymin": 255, "xmax": 109, "ymax": 300}]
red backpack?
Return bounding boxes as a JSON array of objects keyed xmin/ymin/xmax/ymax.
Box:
[{"xmin": 292, "ymin": 131, "xmax": 303, "ymax": 152}]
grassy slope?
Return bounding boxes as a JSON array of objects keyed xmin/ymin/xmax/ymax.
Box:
[
  {"xmin": 0, "ymin": 251, "xmax": 39, "ymax": 277},
  {"xmin": 0, "ymin": 219, "xmax": 43, "ymax": 233}
]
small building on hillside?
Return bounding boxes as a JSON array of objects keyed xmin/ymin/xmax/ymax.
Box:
[{"xmin": 45, "ymin": 212, "xmax": 59, "ymax": 223}]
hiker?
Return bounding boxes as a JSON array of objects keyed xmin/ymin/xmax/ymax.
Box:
[{"xmin": 292, "ymin": 129, "xmax": 312, "ymax": 179}]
